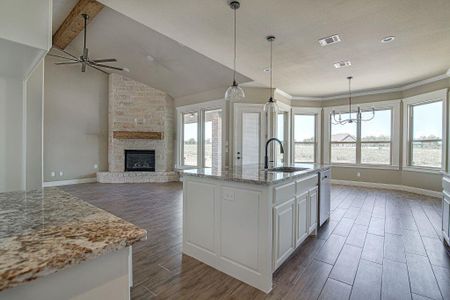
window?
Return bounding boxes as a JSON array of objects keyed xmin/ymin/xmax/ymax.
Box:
[
  {"xmin": 324, "ymin": 100, "xmax": 400, "ymax": 167},
  {"xmin": 177, "ymin": 101, "xmax": 225, "ymax": 168},
  {"xmin": 361, "ymin": 109, "xmax": 392, "ymax": 165},
  {"xmin": 204, "ymin": 109, "xmax": 222, "ymax": 168},
  {"xmin": 330, "ymin": 113, "xmax": 357, "ymax": 163},
  {"xmin": 276, "ymin": 112, "xmax": 287, "ymax": 164},
  {"xmin": 182, "ymin": 112, "xmax": 198, "ymax": 166},
  {"xmin": 294, "ymin": 114, "xmax": 316, "ymax": 162},
  {"xmin": 409, "ymin": 100, "xmax": 443, "ymax": 169}
]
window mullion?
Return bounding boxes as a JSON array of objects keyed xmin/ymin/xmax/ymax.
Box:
[{"xmin": 356, "ymin": 120, "xmax": 362, "ymax": 164}]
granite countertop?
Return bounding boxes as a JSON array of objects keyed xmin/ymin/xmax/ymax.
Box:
[
  {"xmin": 179, "ymin": 163, "xmax": 330, "ymax": 185},
  {"xmin": 0, "ymin": 188, "xmax": 147, "ymax": 292}
]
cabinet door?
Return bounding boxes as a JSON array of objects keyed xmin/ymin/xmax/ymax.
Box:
[
  {"xmin": 296, "ymin": 192, "xmax": 308, "ymax": 247},
  {"xmin": 273, "ymin": 198, "xmax": 296, "ymax": 269},
  {"xmin": 308, "ymin": 186, "xmax": 318, "ymax": 234},
  {"xmin": 443, "ymin": 192, "xmax": 450, "ymax": 241}
]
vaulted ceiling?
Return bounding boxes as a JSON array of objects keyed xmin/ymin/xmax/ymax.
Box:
[{"xmin": 53, "ymin": 0, "xmax": 450, "ymax": 99}]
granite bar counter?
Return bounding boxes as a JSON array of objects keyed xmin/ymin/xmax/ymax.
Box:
[
  {"xmin": 180, "ymin": 163, "xmax": 329, "ymax": 185},
  {"xmin": 179, "ymin": 163, "xmax": 330, "ymax": 293},
  {"xmin": 0, "ymin": 188, "xmax": 146, "ymax": 300}
]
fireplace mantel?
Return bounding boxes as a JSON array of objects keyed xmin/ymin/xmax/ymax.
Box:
[{"xmin": 113, "ymin": 131, "xmax": 164, "ymax": 140}]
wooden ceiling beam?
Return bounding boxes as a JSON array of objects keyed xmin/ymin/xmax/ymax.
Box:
[{"xmin": 52, "ymin": 0, "xmax": 104, "ymax": 50}]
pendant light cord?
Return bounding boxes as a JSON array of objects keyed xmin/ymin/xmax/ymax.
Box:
[
  {"xmin": 233, "ymin": 8, "xmax": 237, "ymax": 84},
  {"xmin": 269, "ymin": 38, "xmax": 273, "ymax": 101},
  {"xmin": 348, "ymin": 76, "xmax": 352, "ymax": 118}
]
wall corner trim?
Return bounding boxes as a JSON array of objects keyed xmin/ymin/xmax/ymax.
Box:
[
  {"xmin": 43, "ymin": 177, "xmax": 97, "ymax": 187},
  {"xmin": 330, "ymin": 179, "xmax": 442, "ymax": 198}
]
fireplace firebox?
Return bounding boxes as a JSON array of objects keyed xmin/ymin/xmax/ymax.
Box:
[{"xmin": 124, "ymin": 150, "xmax": 155, "ymax": 172}]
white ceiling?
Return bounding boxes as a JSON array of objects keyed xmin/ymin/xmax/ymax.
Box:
[
  {"xmin": 53, "ymin": 0, "xmax": 450, "ymax": 98},
  {"xmin": 51, "ymin": 2, "xmax": 250, "ymax": 98}
]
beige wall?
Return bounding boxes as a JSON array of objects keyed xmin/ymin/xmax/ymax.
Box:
[
  {"xmin": 44, "ymin": 55, "xmax": 109, "ymax": 182},
  {"xmin": 25, "ymin": 61, "xmax": 44, "ymax": 190},
  {"xmin": 0, "ymin": 76, "xmax": 23, "ymax": 192}
]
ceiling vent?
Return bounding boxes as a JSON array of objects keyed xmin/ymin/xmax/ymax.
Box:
[
  {"xmin": 334, "ymin": 60, "xmax": 352, "ymax": 68},
  {"xmin": 319, "ymin": 34, "xmax": 341, "ymax": 46}
]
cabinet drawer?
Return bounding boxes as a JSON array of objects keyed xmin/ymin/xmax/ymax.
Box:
[
  {"xmin": 274, "ymin": 181, "xmax": 296, "ymax": 204},
  {"xmin": 296, "ymin": 174, "xmax": 318, "ymax": 195},
  {"xmin": 443, "ymin": 176, "xmax": 450, "ymax": 193}
]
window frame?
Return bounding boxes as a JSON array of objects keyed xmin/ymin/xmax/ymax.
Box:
[
  {"xmin": 324, "ymin": 99, "xmax": 401, "ymax": 169},
  {"xmin": 402, "ymin": 89, "xmax": 447, "ymax": 173},
  {"xmin": 176, "ymin": 99, "xmax": 226, "ymax": 169},
  {"xmin": 291, "ymin": 107, "xmax": 322, "ymax": 164}
]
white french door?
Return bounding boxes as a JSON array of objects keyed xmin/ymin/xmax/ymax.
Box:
[{"xmin": 233, "ymin": 104, "xmax": 266, "ymax": 167}]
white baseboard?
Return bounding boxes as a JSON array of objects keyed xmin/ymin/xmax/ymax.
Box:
[
  {"xmin": 43, "ymin": 177, "xmax": 97, "ymax": 187},
  {"xmin": 331, "ymin": 179, "xmax": 442, "ymax": 198}
]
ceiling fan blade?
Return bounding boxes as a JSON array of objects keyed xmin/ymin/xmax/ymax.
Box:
[
  {"xmin": 53, "ymin": 47, "xmax": 79, "ymax": 60},
  {"xmin": 91, "ymin": 58, "xmax": 117, "ymax": 63},
  {"xmin": 91, "ymin": 63, "xmax": 124, "ymax": 71},
  {"xmin": 47, "ymin": 53, "xmax": 79, "ymax": 62},
  {"xmin": 87, "ymin": 63, "xmax": 108, "ymax": 74},
  {"xmin": 55, "ymin": 61, "xmax": 81, "ymax": 65}
]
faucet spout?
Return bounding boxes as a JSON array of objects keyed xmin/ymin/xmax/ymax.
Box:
[{"xmin": 264, "ymin": 138, "xmax": 284, "ymax": 169}]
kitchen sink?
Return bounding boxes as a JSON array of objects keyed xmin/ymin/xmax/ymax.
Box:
[{"xmin": 268, "ymin": 166, "xmax": 310, "ymax": 173}]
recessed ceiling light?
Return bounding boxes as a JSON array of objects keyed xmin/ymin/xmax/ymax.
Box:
[
  {"xmin": 319, "ymin": 34, "xmax": 341, "ymax": 46},
  {"xmin": 334, "ymin": 60, "xmax": 351, "ymax": 68},
  {"xmin": 146, "ymin": 55, "xmax": 155, "ymax": 62},
  {"xmin": 381, "ymin": 36, "xmax": 395, "ymax": 43}
]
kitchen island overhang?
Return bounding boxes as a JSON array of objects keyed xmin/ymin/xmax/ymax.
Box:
[
  {"xmin": 0, "ymin": 188, "xmax": 147, "ymax": 300},
  {"xmin": 180, "ymin": 164, "xmax": 330, "ymax": 293}
]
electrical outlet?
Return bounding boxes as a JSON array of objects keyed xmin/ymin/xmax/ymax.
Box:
[
  {"xmin": 94, "ymin": 164, "xmax": 98, "ymax": 169},
  {"xmin": 59, "ymin": 171, "xmax": 64, "ymax": 177},
  {"xmin": 51, "ymin": 172, "xmax": 55, "ymax": 177},
  {"xmin": 356, "ymin": 172, "xmax": 361, "ymax": 177}
]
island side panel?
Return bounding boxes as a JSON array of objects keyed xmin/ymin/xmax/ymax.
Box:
[
  {"xmin": 0, "ymin": 247, "xmax": 132, "ymax": 300},
  {"xmin": 182, "ymin": 175, "xmax": 273, "ymax": 293}
]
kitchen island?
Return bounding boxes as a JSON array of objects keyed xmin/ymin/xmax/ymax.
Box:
[
  {"xmin": 180, "ymin": 163, "xmax": 330, "ymax": 293},
  {"xmin": 0, "ymin": 188, "xmax": 146, "ymax": 300}
]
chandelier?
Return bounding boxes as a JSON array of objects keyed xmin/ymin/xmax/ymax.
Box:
[{"xmin": 331, "ymin": 76, "xmax": 375, "ymax": 125}]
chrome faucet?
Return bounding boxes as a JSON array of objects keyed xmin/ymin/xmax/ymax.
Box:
[{"xmin": 264, "ymin": 138, "xmax": 284, "ymax": 169}]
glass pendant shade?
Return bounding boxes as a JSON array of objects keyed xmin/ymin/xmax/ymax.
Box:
[
  {"xmin": 264, "ymin": 98, "xmax": 278, "ymax": 113},
  {"xmin": 225, "ymin": 81, "xmax": 245, "ymax": 101}
]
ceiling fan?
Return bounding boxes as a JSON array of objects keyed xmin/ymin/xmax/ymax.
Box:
[{"xmin": 48, "ymin": 14, "xmax": 126, "ymax": 74}]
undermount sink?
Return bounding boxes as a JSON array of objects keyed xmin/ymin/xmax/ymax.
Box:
[{"xmin": 268, "ymin": 166, "xmax": 310, "ymax": 173}]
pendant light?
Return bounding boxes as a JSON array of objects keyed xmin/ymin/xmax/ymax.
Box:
[
  {"xmin": 263, "ymin": 36, "xmax": 278, "ymax": 113},
  {"xmin": 225, "ymin": 1, "xmax": 245, "ymax": 101},
  {"xmin": 331, "ymin": 76, "xmax": 375, "ymax": 125}
]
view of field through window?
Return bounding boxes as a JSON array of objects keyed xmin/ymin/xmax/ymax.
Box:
[
  {"xmin": 410, "ymin": 101, "xmax": 442, "ymax": 168},
  {"xmin": 294, "ymin": 114, "xmax": 315, "ymax": 162}
]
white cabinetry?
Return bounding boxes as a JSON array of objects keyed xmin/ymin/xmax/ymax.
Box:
[
  {"xmin": 273, "ymin": 174, "xmax": 319, "ymax": 270},
  {"xmin": 308, "ymin": 186, "xmax": 318, "ymax": 234},
  {"xmin": 442, "ymin": 176, "xmax": 450, "ymax": 245},
  {"xmin": 273, "ymin": 198, "xmax": 296, "ymax": 268},
  {"xmin": 443, "ymin": 190, "xmax": 450, "ymax": 245},
  {"xmin": 296, "ymin": 192, "xmax": 308, "ymax": 247}
]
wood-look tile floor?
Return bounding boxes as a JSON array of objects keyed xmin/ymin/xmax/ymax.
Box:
[{"xmin": 61, "ymin": 183, "xmax": 450, "ymax": 300}]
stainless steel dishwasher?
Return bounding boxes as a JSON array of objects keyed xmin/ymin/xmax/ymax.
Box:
[{"xmin": 319, "ymin": 169, "xmax": 331, "ymax": 226}]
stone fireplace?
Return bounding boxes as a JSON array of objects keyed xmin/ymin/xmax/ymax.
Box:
[{"xmin": 97, "ymin": 74, "xmax": 178, "ymax": 183}]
